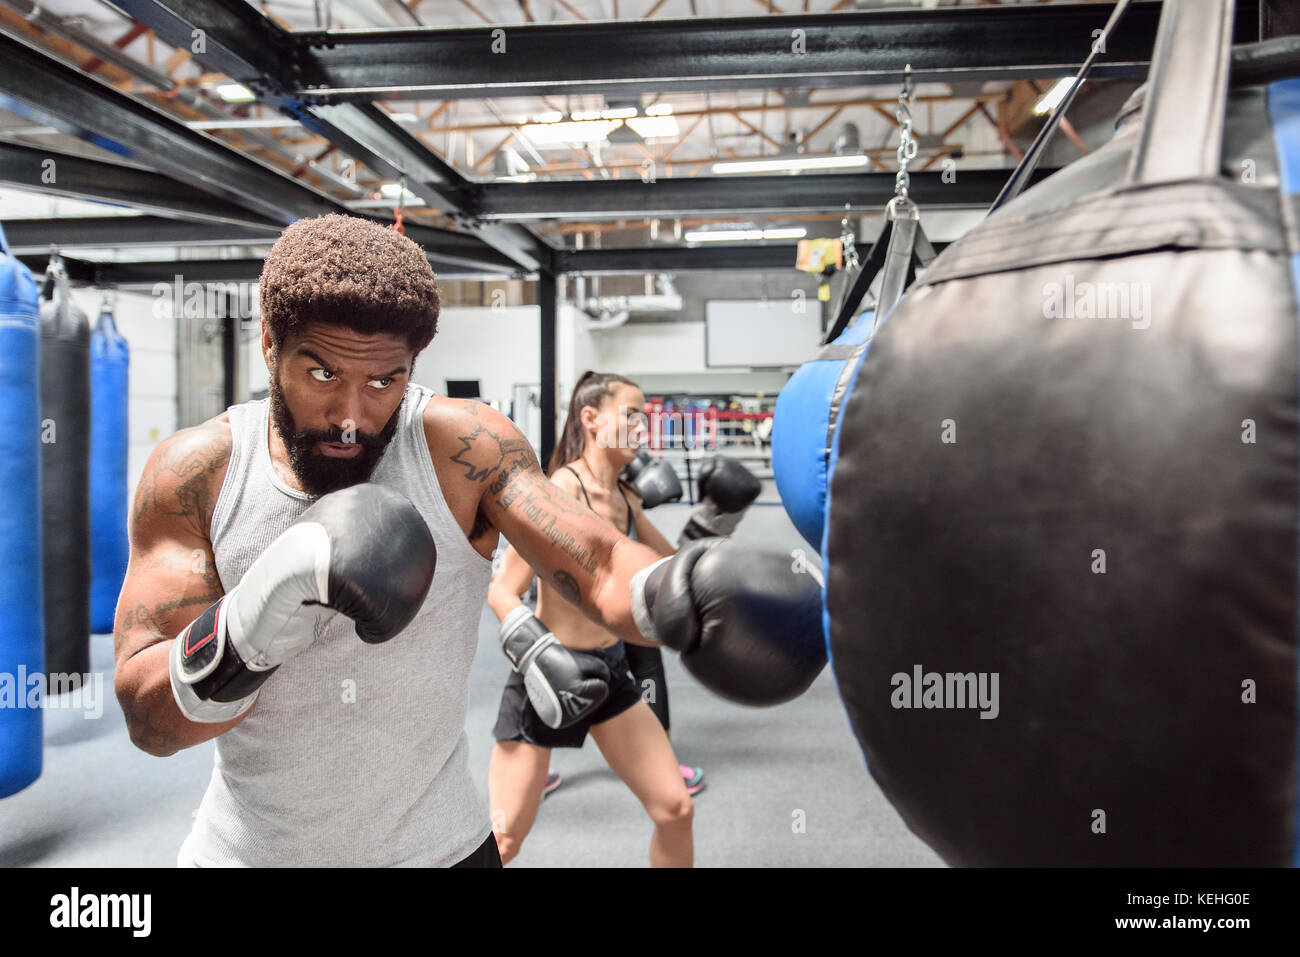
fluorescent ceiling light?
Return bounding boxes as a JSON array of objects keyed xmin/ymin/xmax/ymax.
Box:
[
  {"xmin": 215, "ymin": 83, "xmax": 256, "ymax": 103},
  {"xmin": 379, "ymin": 183, "xmax": 419, "ymax": 199},
  {"xmin": 187, "ymin": 118, "xmax": 300, "ymax": 130},
  {"xmin": 645, "ymin": 104, "xmax": 674, "ymax": 116},
  {"xmin": 627, "ymin": 116, "xmax": 679, "ymax": 139},
  {"xmin": 573, "ymin": 107, "xmax": 641, "ymax": 121},
  {"xmin": 388, "ymin": 112, "xmax": 419, "ymax": 123},
  {"xmin": 1033, "ymin": 77, "xmax": 1077, "ymax": 116},
  {"xmin": 344, "ymin": 198, "xmax": 429, "ymax": 210},
  {"xmin": 711, "ymin": 155, "xmax": 871, "ymax": 174},
  {"xmin": 532, "ymin": 110, "xmax": 564, "ymax": 124},
  {"xmin": 519, "ymin": 119, "xmax": 621, "ymax": 145},
  {"xmin": 684, "ymin": 227, "xmax": 808, "ymax": 242}
]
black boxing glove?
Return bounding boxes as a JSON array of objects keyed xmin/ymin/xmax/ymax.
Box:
[
  {"xmin": 620, "ymin": 450, "xmax": 652, "ymax": 485},
  {"xmin": 629, "ymin": 539, "xmax": 826, "ymax": 705},
  {"xmin": 499, "ymin": 606, "xmax": 611, "ymax": 728},
  {"xmin": 678, "ymin": 501, "xmax": 745, "ymax": 543},
  {"xmin": 628, "ymin": 459, "xmax": 683, "ymax": 510},
  {"xmin": 679, "ymin": 455, "xmax": 762, "ymax": 542},
  {"xmin": 697, "ymin": 455, "xmax": 761, "ymax": 513},
  {"xmin": 169, "ymin": 484, "xmax": 437, "ymax": 723}
]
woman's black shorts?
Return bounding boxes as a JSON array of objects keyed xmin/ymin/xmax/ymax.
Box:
[{"xmin": 492, "ymin": 641, "xmax": 644, "ymax": 749}]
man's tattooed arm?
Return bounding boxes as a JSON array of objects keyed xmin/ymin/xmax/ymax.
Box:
[
  {"xmin": 458, "ymin": 405, "xmax": 667, "ymax": 646},
  {"xmin": 114, "ymin": 420, "xmax": 248, "ymax": 756},
  {"xmin": 130, "ymin": 421, "xmax": 229, "ymax": 539}
]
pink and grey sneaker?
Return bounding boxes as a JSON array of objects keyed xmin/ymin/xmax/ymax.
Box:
[
  {"xmin": 680, "ymin": 764, "xmax": 706, "ymax": 796},
  {"xmin": 543, "ymin": 771, "xmax": 562, "ymax": 799}
]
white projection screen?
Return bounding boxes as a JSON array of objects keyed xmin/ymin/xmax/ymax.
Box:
[{"xmin": 704, "ymin": 299, "xmax": 823, "ymax": 368}]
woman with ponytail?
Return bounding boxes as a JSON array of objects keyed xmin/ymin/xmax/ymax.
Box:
[{"xmin": 486, "ymin": 371, "xmax": 695, "ymax": 866}]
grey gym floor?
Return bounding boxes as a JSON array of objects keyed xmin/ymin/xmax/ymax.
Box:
[{"xmin": 0, "ymin": 498, "xmax": 942, "ymax": 868}]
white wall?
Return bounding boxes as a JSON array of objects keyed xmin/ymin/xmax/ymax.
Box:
[
  {"xmin": 591, "ymin": 320, "xmax": 706, "ymax": 375},
  {"xmin": 631, "ymin": 370, "xmax": 791, "ymax": 395},
  {"xmin": 557, "ymin": 302, "xmax": 598, "ymax": 414},
  {"xmin": 409, "ymin": 305, "xmax": 541, "ymax": 406},
  {"xmin": 578, "ymin": 319, "xmax": 791, "ymax": 396},
  {"xmin": 70, "ymin": 289, "xmax": 177, "ymax": 504}
]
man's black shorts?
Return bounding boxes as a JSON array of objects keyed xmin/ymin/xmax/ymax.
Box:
[
  {"xmin": 451, "ymin": 832, "xmax": 502, "ymax": 868},
  {"xmin": 492, "ymin": 641, "xmax": 644, "ymax": 749}
]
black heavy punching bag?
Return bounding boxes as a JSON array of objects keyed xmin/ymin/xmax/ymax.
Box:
[
  {"xmin": 826, "ymin": 0, "xmax": 1300, "ymax": 866},
  {"xmin": 39, "ymin": 262, "xmax": 91, "ymax": 683}
]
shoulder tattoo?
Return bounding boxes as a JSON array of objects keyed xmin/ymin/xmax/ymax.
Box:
[
  {"xmin": 450, "ymin": 423, "xmax": 536, "ymax": 488},
  {"xmin": 134, "ymin": 427, "xmax": 231, "ymax": 537}
]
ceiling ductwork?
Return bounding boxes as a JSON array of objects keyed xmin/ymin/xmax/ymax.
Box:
[
  {"xmin": 583, "ymin": 307, "xmax": 630, "ymax": 330},
  {"xmin": 582, "ymin": 293, "xmax": 684, "ymax": 330}
]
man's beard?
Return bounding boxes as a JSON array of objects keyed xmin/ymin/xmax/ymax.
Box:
[{"xmin": 268, "ymin": 370, "xmax": 403, "ymax": 497}]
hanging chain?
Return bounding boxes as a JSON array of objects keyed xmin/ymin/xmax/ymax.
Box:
[
  {"xmin": 892, "ymin": 64, "xmax": 918, "ymax": 214},
  {"xmin": 840, "ymin": 203, "xmax": 858, "ymax": 270}
]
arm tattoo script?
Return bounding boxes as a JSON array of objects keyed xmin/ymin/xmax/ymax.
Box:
[
  {"xmin": 501, "ymin": 485, "xmax": 600, "ymax": 576},
  {"xmin": 455, "ymin": 418, "xmax": 605, "ymax": 580}
]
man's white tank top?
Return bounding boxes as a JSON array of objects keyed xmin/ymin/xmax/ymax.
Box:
[{"xmin": 178, "ymin": 384, "xmax": 494, "ymax": 866}]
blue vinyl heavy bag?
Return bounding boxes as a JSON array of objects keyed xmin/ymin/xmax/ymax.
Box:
[
  {"xmin": 0, "ymin": 223, "xmax": 44, "ymax": 798},
  {"xmin": 39, "ymin": 266, "xmax": 91, "ymax": 681},
  {"xmin": 771, "ymin": 312, "xmax": 874, "ymax": 550},
  {"xmin": 90, "ymin": 306, "xmax": 129, "ymax": 632}
]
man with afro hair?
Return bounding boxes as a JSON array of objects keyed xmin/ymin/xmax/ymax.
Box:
[{"xmin": 112, "ymin": 213, "xmax": 824, "ymax": 867}]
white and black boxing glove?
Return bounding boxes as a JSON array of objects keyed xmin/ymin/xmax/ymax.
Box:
[
  {"xmin": 629, "ymin": 539, "xmax": 826, "ymax": 706},
  {"xmin": 499, "ymin": 605, "xmax": 612, "ymax": 729},
  {"xmin": 169, "ymin": 484, "xmax": 437, "ymax": 723},
  {"xmin": 678, "ymin": 455, "xmax": 762, "ymax": 543}
]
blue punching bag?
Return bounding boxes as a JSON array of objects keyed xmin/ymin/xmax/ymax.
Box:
[
  {"xmin": 0, "ymin": 222, "xmax": 44, "ymax": 798},
  {"xmin": 772, "ymin": 197, "xmax": 935, "ymax": 552},
  {"xmin": 90, "ymin": 303, "xmax": 130, "ymax": 633},
  {"xmin": 771, "ymin": 311, "xmax": 874, "ymax": 551}
]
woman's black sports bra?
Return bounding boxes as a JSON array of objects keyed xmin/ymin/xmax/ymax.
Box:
[{"xmin": 559, "ymin": 465, "xmax": 638, "ymax": 541}]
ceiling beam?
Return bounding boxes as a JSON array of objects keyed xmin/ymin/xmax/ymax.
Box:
[
  {"xmin": 3, "ymin": 215, "xmax": 280, "ymax": 250},
  {"xmin": 556, "ymin": 238, "xmax": 951, "ymax": 275},
  {"xmin": 111, "ymin": 0, "xmax": 555, "ymax": 272},
  {"xmin": 420, "ymin": 91, "xmax": 1004, "ymax": 137},
  {"xmin": 0, "ymin": 29, "xmax": 340, "ymax": 226},
  {"xmin": 0, "ymin": 141, "xmax": 284, "ymax": 228},
  {"xmin": 471, "ymin": 169, "xmax": 1055, "ymax": 221},
  {"xmin": 0, "ymin": 140, "xmax": 522, "ymax": 275},
  {"xmin": 14, "ymin": 253, "xmax": 517, "ymax": 287},
  {"xmin": 280, "ymin": 3, "xmax": 1258, "ymax": 101},
  {"xmin": 557, "ymin": 244, "xmax": 798, "ymax": 275}
]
